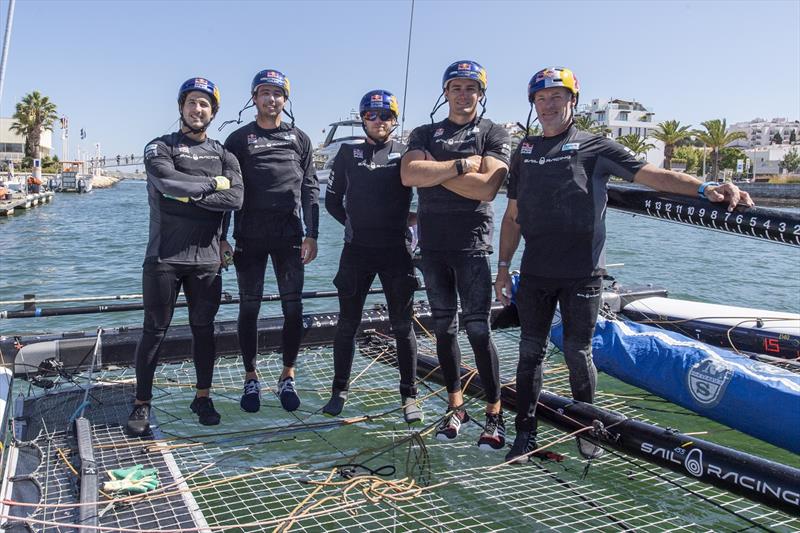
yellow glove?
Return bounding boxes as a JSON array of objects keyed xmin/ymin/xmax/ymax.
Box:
[
  {"xmin": 213, "ymin": 176, "xmax": 230, "ymax": 191},
  {"xmin": 163, "ymin": 194, "xmax": 189, "ymax": 203},
  {"xmin": 104, "ymin": 465, "xmax": 159, "ymax": 494}
]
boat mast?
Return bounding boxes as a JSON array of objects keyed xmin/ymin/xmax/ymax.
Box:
[
  {"xmin": 0, "ymin": 0, "xmax": 15, "ymax": 103},
  {"xmin": 399, "ymin": 0, "xmax": 414, "ymax": 140}
]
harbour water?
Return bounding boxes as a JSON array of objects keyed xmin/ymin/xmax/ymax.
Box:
[{"xmin": 1, "ymin": 180, "xmax": 798, "ymax": 334}]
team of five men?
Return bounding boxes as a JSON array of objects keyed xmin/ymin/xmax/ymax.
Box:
[{"xmin": 127, "ymin": 61, "xmax": 752, "ymax": 463}]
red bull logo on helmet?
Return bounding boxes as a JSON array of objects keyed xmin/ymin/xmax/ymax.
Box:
[
  {"xmin": 458, "ymin": 63, "xmax": 473, "ymax": 70},
  {"xmin": 371, "ymin": 94, "xmax": 384, "ymax": 102},
  {"xmin": 535, "ymin": 69, "xmax": 558, "ymax": 83},
  {"xmin": 266, "ymin": 71, "xmax": 280, "ymax": 79}
]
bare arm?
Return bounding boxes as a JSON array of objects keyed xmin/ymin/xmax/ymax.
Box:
[
  {"xmin": 494, "ymin": 199, "xmax": 522, "ymax": 305},
  {"xmin": 633, "ymin": 164, "xmax": 753, "ymax": 210},
  {"xmin": 441, "ymin": 156, "xmax": 508, "ymax": 201}
]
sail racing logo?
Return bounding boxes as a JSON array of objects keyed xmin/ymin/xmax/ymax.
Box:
[
  {"xmin": 683, "ymin": 448, "xmax": 704, "ymax": 477},
  {"xmin": 640, "ymin": 442, "xmax": 800, "ymax": 508},
  {"xmin": 686, "ymin": 358, "xmax": 732, "ymax": 407}
]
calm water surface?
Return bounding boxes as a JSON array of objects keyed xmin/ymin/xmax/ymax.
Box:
[{"xmin": 2, "ymin": 180, "xmax": 797, "ymax": 334}]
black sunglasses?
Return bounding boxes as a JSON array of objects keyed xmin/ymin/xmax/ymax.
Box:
[{"xmin": 363, "ymin": 110, "xmax": 394, "ymax": 122}]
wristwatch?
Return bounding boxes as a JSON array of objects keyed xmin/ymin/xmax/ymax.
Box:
[
  {"xmin": 697, "ymin": 181, "xmax": 716, "ymax": 199},
  {"xmin": 455, "ymin": 159, "xmax": 465, "ymax": 175}
]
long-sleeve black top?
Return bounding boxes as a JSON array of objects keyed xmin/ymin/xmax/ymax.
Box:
[
  {"xmin": 143, "ymin": 132, "xmax": 243, "ymax": 266},
  {"xmin": 223, "ymin": 121, "xmax": 319, "ymax": 242}
]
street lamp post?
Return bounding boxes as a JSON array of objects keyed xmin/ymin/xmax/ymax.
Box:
[{"xmin": 702, "ymin": 143, "xmax": 707, "ymax": 178}]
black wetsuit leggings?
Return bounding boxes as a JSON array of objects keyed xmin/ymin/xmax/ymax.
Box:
[
  {"xmin": 135, "ymin": 262, "xmax": 221, "ymax": 402},
  {"xmin": 234, "ymin": 236, "xmax": 304, "ymax": 372},
  {"xmin": 332, "ymin": 244, "xmax": 418, "ymax": 398},
  {"xmin": 514, "ymin": 274, "xmax": 602, "ymax": 432},
  {"xmin": 420, "ymin": 251, "xmax": 501, "ymax": 405}
]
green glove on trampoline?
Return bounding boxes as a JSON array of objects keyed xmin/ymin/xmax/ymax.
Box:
[{"xmin": 104, "ymin": 464, "xmax": 159, "ymax": 494}]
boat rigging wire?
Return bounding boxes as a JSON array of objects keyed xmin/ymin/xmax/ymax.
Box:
[{"xmin": 399, "ymin": 0, "xmax": 415, "ymax": 140}]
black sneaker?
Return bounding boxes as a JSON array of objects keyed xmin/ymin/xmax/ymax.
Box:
[
  {"xmin": 126, "ymin": 403, "xmax": 151, "ymax": 437},
  {"xmin": 190, "ymin": 396, "xmax": 221, "ymax": 426},
  {"xmin": 278, "ymin": 377, "xmax": 301, "ymax": 412},
  {"xmin": 435, "ymin": 407, "xmax": 469, "ymax": 441},
  {"xmin": 477, "ymin": 412, "xmax": 506, "ymax": 451},
  {"xmin": 505, "ymin": 430, "xmax": 537, "ymax": 464},
  {"xmin": 240, "ymin": 379, "xmax": 261, "ymax": 413},
  {"xmin": 576, "ymin": 437, "xmax": 605, "ymax": 460},
  {"xmin": 322, "ymin": 390, "xmax": 348, "ymax": 417},
  {"xmin": 402, "ymin": 396, "xmax": 423, "ymax": 424}
]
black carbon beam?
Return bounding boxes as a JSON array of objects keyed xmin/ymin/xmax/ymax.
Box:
[
  {"xmin": 410, "ymin": 351, "xmax": 800, "ymax": 516},
  {"xmin": 607, "ymin": 184, "xmax": 800, "ymax": 246},
  {"xmin": 74, "ymin": 417, "xmax": 98, "ymax": 531}
]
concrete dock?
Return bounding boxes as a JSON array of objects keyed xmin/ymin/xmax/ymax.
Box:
[{"xmin": 0, "ymin": 191, "xmax": 55, "ymax": 216}]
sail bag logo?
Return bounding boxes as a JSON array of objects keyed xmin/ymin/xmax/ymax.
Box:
[{"xmin": 686, "ymin": 359, "xmax": 733, "ymax": 407}]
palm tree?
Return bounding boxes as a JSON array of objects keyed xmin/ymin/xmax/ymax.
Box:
[
  {"xmin": 10, "ymin": 91, "xmax": 59, "ymax": 160},
  {"xmin": 616, "ymin": 134, "xmax": 655, "ymax": 159},
  {"xmin": 652, "ymin": 120, "xmax": 692, "ymax": 170},
  {"xmin": 574, "ymin": 115, "xmax": 610, "ymax": 135},
  {"xmin": 692, "ymin": 119, "xmax": 747, "ymax": 179}
]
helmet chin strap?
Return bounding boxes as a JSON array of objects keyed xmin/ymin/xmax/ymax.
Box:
[
  {"xmin": 180, "ymin": 110, "xmax": 215, "ymax": 135},
  {"xmin": 429, "ymin": 91, "xmax": 446, "ymax": 124},
  {"xmin": 219, "ymin": 96, "xmax": 255, "ymax": 132}
]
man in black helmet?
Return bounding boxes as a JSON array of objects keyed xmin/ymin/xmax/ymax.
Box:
[
  {"xmin": 322, "ymin": 89, "xmax": 422, "ymax": 424},
  {"xmin": 401, "ymin": 60, "xmax": 511, "ymax": 450},
  {"xmin": 127, "ymin": 77, "xmax": 244, "ymax": 437},
  {"xmin": 496, "ymin": 67, "xmax": 753, "ymax": 463},
  {"xmin": 223, "ymin": 69, "xmax": 320, "ymax": 414}
]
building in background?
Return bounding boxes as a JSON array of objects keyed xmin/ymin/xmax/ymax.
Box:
[
  {"xmin": 743, "ymin": 145, "xmax": 799, "ymax": 177},
  {"xmin": 729, "ymin": 118, "xmax": 800, "ymax": 148},
  {"xmin": 0, "ymin": 117, "xmax": 53, "ymax": 162},
  {"xmin": 577, "ymin": 98, "xmax": 664, "ymax": 166}
]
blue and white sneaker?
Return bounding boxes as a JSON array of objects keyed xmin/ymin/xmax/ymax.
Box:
[
  {"xmin": 278, "ymin": 377, "xmax": 301, "ymax": 412},
  {"xmin": 240, "ymin": 379, "xmax": 261, "ymax": 413}
]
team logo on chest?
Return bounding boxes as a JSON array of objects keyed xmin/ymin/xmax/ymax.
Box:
[
  {"xmin": 353, "ymin": 148, "xmax": 364, "ymax": 159},
  {"xmin": 520, "ymin": 142, "xmax": 533, "ymax": 155},
  {"xmin": 562, "ymin": 142, "xmax": 580, "ymax": 151},
  {"xmin": 434, "ymin": 128, "xmax": 445, "ymax": 138},
  {"xmin": 178, "ymin": 144, "xmax": 189, "ymax": 153},
  {"xmin": 247, "ymin": 134, "xmax": 257, "ymax": 145}
]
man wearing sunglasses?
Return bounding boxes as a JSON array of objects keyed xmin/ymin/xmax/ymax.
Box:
[
  {"xmin": 401, "ymin": 60, "xmax": 511, "ymax": 450},
  {"xmin": 322, "ymin": 90, "xmax": 422, "ymax": 424},
  {"xmin": 223, "ymin": 69, "xmax": 320, "ymax": 414}
]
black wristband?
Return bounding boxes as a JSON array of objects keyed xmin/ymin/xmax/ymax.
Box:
[{"xmin": 455, "ymin": 159, "xmax": 465, "ymax": 175}]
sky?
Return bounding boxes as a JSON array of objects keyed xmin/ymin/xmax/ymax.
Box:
[{"xmin": 1, "ymin": 0, "xmax": 799, "ymax": 160}]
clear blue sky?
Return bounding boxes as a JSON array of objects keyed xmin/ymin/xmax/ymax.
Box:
[{"xmin": 2, "ymin": 0, "xmax": 798, "ymax": 159}]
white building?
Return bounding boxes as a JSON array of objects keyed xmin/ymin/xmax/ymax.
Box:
[
  {"xmin": 729, "ymin": 118, "xmax": 800, "ymax": 148},
  {"xmin": 743, "ymin": 145, "xmax": 799, "ymax": 176},
  {"xmin": 0, "ymin": 117, "xmax": 54, "ymax": 162},
  {"xmin": 577, "ymin": 98, "xmax": 664, "ymax": 167}
]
